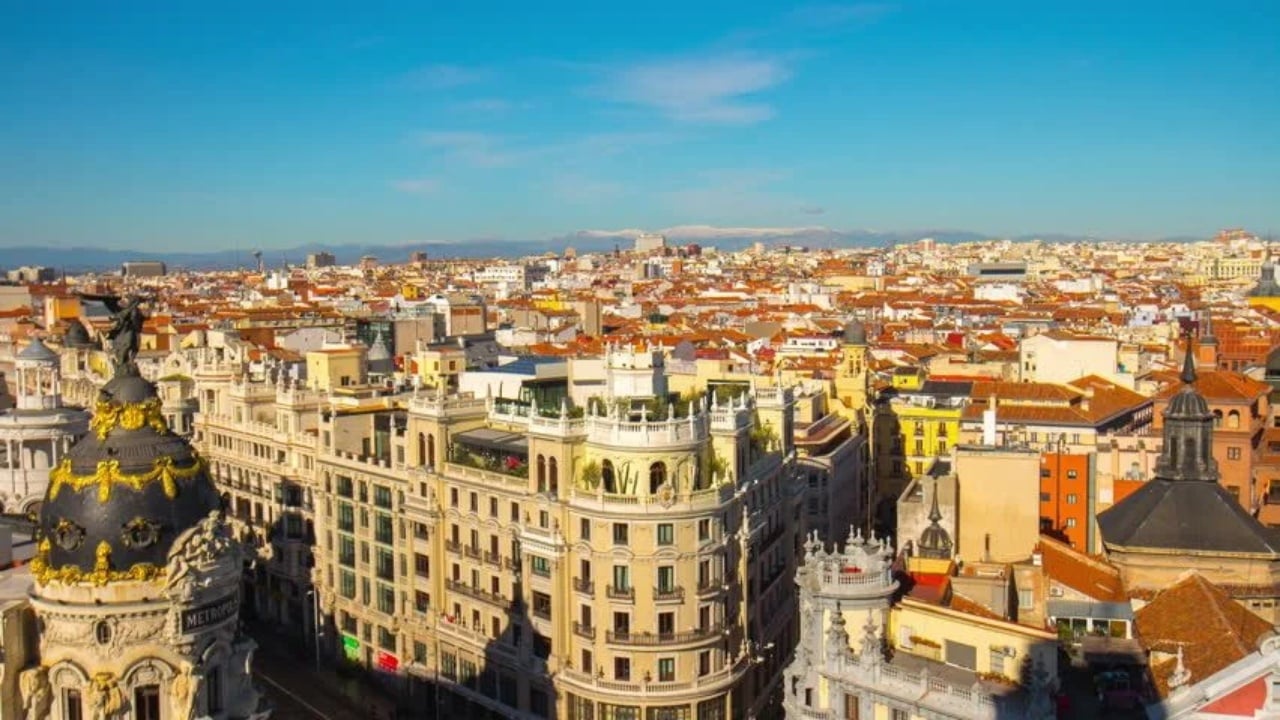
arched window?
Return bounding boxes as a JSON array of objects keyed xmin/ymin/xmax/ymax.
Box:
[
  {"xmin": 649, "ymin": 462, "xmax": 667, "ymax": 494},
  {"xmin": 1213, "ymin": 410, "xmax": 1223, "ymax": 428},
  {"xmin": 537, "ymin": 455, "xmax": 547, "ymax": 492},
  {"xmin": 602, "ymin": 460, "xmax": 616, "ymax": 493},
  {"xmin": 427, "ymin": 433, "xmax": 436, "ymax": 467},
  {"xmin": 548, "ymin": 457, "xmax": 558, "ymax": 494},
  {"xmin": 417, "ymin": 432, "xmax": 427, "ymax": 465},
  {"xmin": 1228, "ymin": 410, "xmax": 1241, "ymax": 429}
]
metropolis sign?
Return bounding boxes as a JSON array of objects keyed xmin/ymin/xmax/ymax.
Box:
[{"xmin": 180, "ymin": 593, "xmax": 239, "ymax": 633}]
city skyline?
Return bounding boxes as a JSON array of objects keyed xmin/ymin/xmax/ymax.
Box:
[{"xmin": 1, "ymin": 1, "xmax": 1278, "ymax": 250}]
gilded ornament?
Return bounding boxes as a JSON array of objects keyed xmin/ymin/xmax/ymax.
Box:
[
  {"xmin": 48, "ymin": 454, "xmax": 203, "ymax": 502},
  {"xmin": 87, "ymin": 397, "xmax": 169, "ymax": 439}
]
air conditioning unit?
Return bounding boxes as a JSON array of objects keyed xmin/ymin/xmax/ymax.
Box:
[{"xmin": 1049, "ymin": 586, "xmax": 1064, "ymax": 598}]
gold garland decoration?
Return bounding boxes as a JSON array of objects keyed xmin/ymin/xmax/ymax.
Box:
[
  {"xmin": 48, "ymin": 455, "xmax": 205, "ymax": 503},
  {"xmin": 29, "ymin": 538, "xmax": 165, "ymax": 587},
  {"xmin": 89, "ymin": 397, "xmax": 169, "ymax": 440}
]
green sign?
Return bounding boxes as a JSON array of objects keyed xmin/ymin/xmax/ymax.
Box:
[{"xmin": 342, "ymin": 634, "xmax": 361, "ymax": 661}]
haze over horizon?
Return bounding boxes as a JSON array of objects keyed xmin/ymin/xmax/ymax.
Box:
[{"xmin": 1, "ymin": 1, "xmax": 1277, "ymax": 251}]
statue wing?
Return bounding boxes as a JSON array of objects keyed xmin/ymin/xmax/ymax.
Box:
[{"xmin": 75, "ymin": 292, "xmax": 123, "ymax": 314}]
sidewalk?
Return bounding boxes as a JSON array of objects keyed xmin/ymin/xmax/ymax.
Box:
[{"xmin": 249, "ymin": 621, "xmax": 400, "ymax": 720}]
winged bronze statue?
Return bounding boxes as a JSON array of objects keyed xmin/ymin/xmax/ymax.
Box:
[{"xmin": 75, "ymin": 291, "xmax": 153, "ymax": 375}]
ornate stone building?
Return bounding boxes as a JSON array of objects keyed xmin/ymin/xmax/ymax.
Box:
[
  {"xmin": 14, "ymin": 308, "xmax": 268, "ymax": 720},
  {"xmin": 781, "ymin": 531, "xmax": 1054, "ymax": 719},
  {"xmin": 188, "ymin": 343, "xmax": 803, "ymax": 719},
  {"xmin": 0, "ymin": 339, "xmax": 88, "ymax": 515}
]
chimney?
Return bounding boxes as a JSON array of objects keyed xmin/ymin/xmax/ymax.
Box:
[{"xmin": 982, "ymin": 393, "xmax": 998, "ymax": 446}]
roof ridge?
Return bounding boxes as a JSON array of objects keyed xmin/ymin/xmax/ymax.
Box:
[{"xmin": 1190, "ymin": 573, "xmax": 1254, "ymax": 658}]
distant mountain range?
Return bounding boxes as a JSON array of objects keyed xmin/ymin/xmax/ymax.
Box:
[{"xmin": 0, "ymin": 226, "xmax": 1200, "ymax": 273}]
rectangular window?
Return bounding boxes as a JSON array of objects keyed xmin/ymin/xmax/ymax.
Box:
[
  {"xmin": 374, "ymin": 485, "xmax": 392, "ymax": 509},
  {"xmin": 339, "ymin": 570, "xmax": 356, "ymax": 599},
  {"xmin": 376, "ymin": 548, "xmax": 395, "ymax": 581},
  {"xmin": 470, "ymin": 492, "xmax": 479, "ymax": 512},
  {"xmin": 336, "ymin": 475, "xmax": 353, "ymax": 498},
  {"xmin": 375, "ymin": 513, "xmax": 393, "ymax": 544},
  {"xmin": 379, "ymin": 625, "xmax": 396, "ymax": 651},
  {"xmin": 533, "ymin": 591, "xmax": 552, "ymax": 620},
  {"xmin": 1066, "ymin": 493, "xmax": 1078, "ymax": 505},
  {"xmin": 1039, "ymin": 492, "xmax": 1050, "ymax": 502},
  {"xmin": 511, "ymin": 502, "xmax": 520, "ymax": 522},
  {"xmin": 378, "ymin": 583, "xmax": 396, "ymax": 614},
  {"xmin": 657, "ymin": 566, "xmax": 675, "ymax": 592},
  {"xmin": 657, "ymin": 523, "xmax": 674, "ymax": 545},
  {"xmin": 944, "ymin": 640, "xmax": 978, "ymax": 670},
  {"xmin": 135, "ymin": 686, "xmax": 161, "ymax": 720},
  {"xmin": 1229, "ymin": 447, "xmax": 1242, "ymax": 460},
  {"xmin": 580, "ymin": 518, "xmax": 591, "ymax": 541},
  {"xmin": 1066, "ymin": 470, "xmax": 1078, "ymax": 479},
  {"xmin": 698, "ymin": 519, "xmax": 711, "ymax": 541},
  {"xmin": 450, "ymin": 488, "xmax": 458, "ymax": 507},
  {"xmin": 414, "ymin": 553, "xmax": 430, "ymax": 577},
  {"xmin": 613, "ymin": 612, "xmax": 629, "ymax": 633},
  {"xmin": 613, "ymin": 565, "xmax": 630, "ymax": 591},
  {"xmin": 658, "ymin": 657, "xmax": 675, "ymax": 683},
  {"xmin": 658, "ymin": 612, "xmax": 675, "ymax": 636},
  {"xmin": 490, "ymin": 497, "xmax": 498, "ymax": 517},
  {"xmin": 581, "ymin": 649, "xmax": 593, "ymax": 674},
  {"xmin": 339, "ymin": 536, "xmax": 356, "ymax": 567},
  {"xmin": 1066, "ymin": 517, "xmax": 1077, "ymax": 528},
  {"xmin": 614, "ymin": 657, "xmax": 631, "ymax": 681},
  {"xmin": 64, "ymin": 689, "xmax": 83, "ymax": 720},
  {"xmin": 532, "ymin": 556, "xmax": 551, "ymax": 577},
  {"xmin": 612, "ymin": 523, "xmax": 629, "ymax": 546},
  {"xmin": 843, "ymin": 694, "xmax": 860, "ymax": 720},
  {"xmin": 337, "ymin": 503, "xmax": 354, "ymax": 532},
  {"xmin": 414, "ymin": 642, "xmax": 428, "ymax": 663},
  {"xmin": 698, "ymin": 650, "xmax": 711, "ymax": 677}
]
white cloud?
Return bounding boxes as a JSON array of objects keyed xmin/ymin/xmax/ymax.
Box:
[
  {"xmin": 602, "ymin": 54, "xmax": 790, "ymax": 124},
  {"xmin": 392, "ymin": 178, "xmax": 440, "ymax": 196},
  {"xmin": 404, "ymin": 64, "xmax": 488, "ymax": 90},
  {"xmin": 416, "ymin": 131, "xmax": 533, "ymax": 167}
]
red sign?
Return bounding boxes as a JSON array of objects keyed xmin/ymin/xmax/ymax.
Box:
[{"xmin": 376, "ymin": 652, "xmax": 399, "ymax": 672}]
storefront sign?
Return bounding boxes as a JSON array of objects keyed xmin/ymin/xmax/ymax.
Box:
[
  {"xmin": 342, "ymin": 634, "xmax": 361, "ymax": 661},
  {"xmin": 180, "ymin": 593, "xmax": 239, "ymax": 633},
  {"xmin": 376, "ymin": 651, "xmax": 399, "ymax": 672}
]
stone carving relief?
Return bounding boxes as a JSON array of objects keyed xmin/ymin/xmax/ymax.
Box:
[
  {"xmin": 19, "ymin": 666, "xmax": 52, "ymax": 720},
  {"xmin": 164, "ymin": 511, "xmax": 238, "ymax": 598},
  {"xmin": 170, "ymin": 665, "xmax": 203, "ymax": 720},
  {"xmin": 87, "ymin": 671, "xmax": 125, "ymax": 720}
]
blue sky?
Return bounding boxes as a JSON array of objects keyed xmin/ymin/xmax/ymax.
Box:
[{"xmin": 1, "ymin": 1, "xmax": 1277, "ymax": 250}]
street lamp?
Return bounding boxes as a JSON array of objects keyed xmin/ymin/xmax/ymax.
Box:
[{"xmin": 306, "ymin": 588, "xmax": 321, "ymax": 672}]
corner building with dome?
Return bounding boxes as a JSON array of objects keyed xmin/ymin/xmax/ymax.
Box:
[{"xmin": 10, "ymin": 356, "xmax": 269, "ymax": 720}]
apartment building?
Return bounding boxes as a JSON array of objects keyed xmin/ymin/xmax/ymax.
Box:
[{"xmin": 193, "ymin": 346, "xmax": 808, "ymax": 719}]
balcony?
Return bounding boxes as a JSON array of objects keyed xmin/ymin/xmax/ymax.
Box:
[
  {"xmin": 572, "ymin": 622, "xmax": 596, "ymax": 640},
  {"xmin": 573, "ymin": 577, "xmax": 595, "ymax": 596},
  {"xmin": 445, "ymin": 540, "xmax": 462, "ymax": 555},
  {"xmin": 483, "ymin": 551, "xmax": 503, "ymax": 568},
  {"xmin": 445, "ymin": 579, "xmax": 510, "ymax": 609},
  {"xmin": 606, "ymin": 585, "xmax": 635, "ymax": 601},
  {"xmin": 697, "ymin": 577, "xmax": 725, "ymax": 595},
  {"xmin": 464, "ymin": 545, "xmax": 482, "ymax": 561},
  {"xmin": 653, "ymin": 586, "xmax": 685, "ymax": 602},
  {"xmin": 606, "ymin": 624, "xmax": 724, "ymax": 646}
]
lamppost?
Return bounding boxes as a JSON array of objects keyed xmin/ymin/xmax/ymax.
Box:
[{"xmin": 306, "ymin": 588, "xmax": 321, "ymax": 672}]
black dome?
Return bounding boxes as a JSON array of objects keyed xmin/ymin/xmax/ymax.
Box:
[
  {"xmin": 63, "ymin": 319, "xmax": 94, "ymax": 349},
  {"xmin": 35, "ymin": 374, "xmax": 220, "ymax": 582},
  {"xmin": 843, "ymin": 320, "xmax": 867, "ymax": 345},
  {"xmin": 1166, "ymin": 386, "xmax": 1211, "ymax": 419}
]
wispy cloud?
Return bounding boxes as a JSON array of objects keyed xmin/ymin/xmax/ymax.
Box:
[
  {"xmin": 415, "ymin": 129, "xmax": 682, "ymax": 169},
  {"xmin": 801, "ymin": 205, "xmax": 826, "ymax": 215},
  {"xmin": 416, "ymin": 131, "xmax": 535, "ymax": 167},
  {"xmin": 392, "ymin": 178, "xmax": 441, "ymax": 196},
  {"xmin": 601, "ymin": 54, "xmax": 791, "ymax": 124},
  {"xmin": 788, "ymin": 3, "xmax": 896, "ymax": 27},
  {"xmin": 404, "ymin": 63, "xmax": 488, "ymax": 90}
]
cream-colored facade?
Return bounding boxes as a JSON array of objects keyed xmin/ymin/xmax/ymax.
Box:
[
  {"xmin": 781, "ymin": 532, "xmax": 1056, "ymax": 720},
  {"xmin": 193, "ymin": 346, "xmax": 805, "ymax": 719},
  {"xmin": 953, "ymin": 446, "xmax": 1042, "ymax": 564}
]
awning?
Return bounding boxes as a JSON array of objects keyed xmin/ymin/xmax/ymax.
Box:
[{"xmin": 453, "ymin": 428, "xmax": 528, "ymax": 455}]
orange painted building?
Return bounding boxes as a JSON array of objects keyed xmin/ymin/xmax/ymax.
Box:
[{"xmin": 1039, "ymin": 451, "xmax": 1092, "ymax": 549}]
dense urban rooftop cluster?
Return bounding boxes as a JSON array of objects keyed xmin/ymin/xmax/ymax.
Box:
[{"xmin": 0, "ymin": 227, "xmax": 1278, "ymax": 719}]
